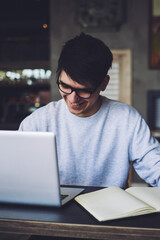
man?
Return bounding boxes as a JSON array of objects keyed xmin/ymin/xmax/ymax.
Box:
[{"xmin": 19, "ymin": 33, "xmax": 160, "ymax": 188}]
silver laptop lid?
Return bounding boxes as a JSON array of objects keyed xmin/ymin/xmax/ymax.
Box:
[{"xmin": 0, "ymin": 130, "xmax": 62, "ymax": 206}]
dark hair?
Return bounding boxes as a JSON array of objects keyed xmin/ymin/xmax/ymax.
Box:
[{"xmin": 56, "ymin": 33, "xmax": 113, "ymax": 88}]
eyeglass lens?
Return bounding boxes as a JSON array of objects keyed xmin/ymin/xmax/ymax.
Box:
[{"xmin": 58, "ymin": 82, "xmax": 92, "ymax": 98}]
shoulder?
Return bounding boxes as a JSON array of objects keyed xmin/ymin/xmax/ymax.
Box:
[
  {"xmin": 101, "ymin": 97, "xmax": 149, "ymax": 139},
  {"xmin": 100, "ymin": 97, "xmax": 143, "ymax": 133},
  {"xmin": 27, "ymin": 100, "xmax": 63, "ymax": 119},
  {"xmin": 19, "ymin": 99, "xmax": 64, "ymax": 131},
  {"xmin": 32, "ymin": 99, "xmax": 63, "ymax": 115},
  {"xmin": 102, "ymin": 97, "xmax": 140, "ymax": 118}
]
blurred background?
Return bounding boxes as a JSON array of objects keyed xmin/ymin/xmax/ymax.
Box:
[{"xmin": 0, "ymin": 0, "xmax": 160, "ymax": 185}]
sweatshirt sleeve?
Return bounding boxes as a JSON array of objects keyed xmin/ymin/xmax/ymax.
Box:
[{"xmin": 130, "ymin": 114, "xmax": 160, "ymax": 187}]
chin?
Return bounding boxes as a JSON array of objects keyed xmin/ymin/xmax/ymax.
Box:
[{"xmin": 69, "ymin": 108, "xmax": 83, "ymax": 116}]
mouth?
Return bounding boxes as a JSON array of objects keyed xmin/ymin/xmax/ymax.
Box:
[
  {"xmin": 69, "ymin": 101, "xmax": 85, "ymax": 110},
  {"xmin": 72, "ymin": 103, "xmax": 82, "ymax": 106}
]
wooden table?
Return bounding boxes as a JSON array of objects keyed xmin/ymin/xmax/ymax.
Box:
[{"xmin": 0, "ymin": 186, "xmax": 160, "ymax": 240}]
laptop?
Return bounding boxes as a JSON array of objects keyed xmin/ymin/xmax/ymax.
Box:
[{"xmin": 0, "ymin": 130, "xmax": 84, "ymax": 207}]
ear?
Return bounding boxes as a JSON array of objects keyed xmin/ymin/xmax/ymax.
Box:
[{"xmin": 101, "ymin": 75, "xmax": 110, "ymax": 91}]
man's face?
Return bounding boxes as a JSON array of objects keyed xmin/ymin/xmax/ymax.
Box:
[{"xmin": 58, "ymin": 70, "xmax": 109, "ymax": 117}]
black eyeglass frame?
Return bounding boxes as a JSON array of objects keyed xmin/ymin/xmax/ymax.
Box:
[{"xmin": 56, "ymin": 80, "xmax": 97, "ymax": 99}]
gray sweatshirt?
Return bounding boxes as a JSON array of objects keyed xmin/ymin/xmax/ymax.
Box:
[{"xmin": 19, "ymin": 97, "xmax": 160, "ymax": 188}]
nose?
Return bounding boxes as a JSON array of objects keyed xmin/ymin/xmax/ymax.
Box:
[{"xmin": 67, "ymin": 90, "xmax": 79, "ymax": 102}]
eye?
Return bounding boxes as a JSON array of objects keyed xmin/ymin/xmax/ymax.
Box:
[{"xmin": 60, "ymin": 82, "xmax": 71, "ymax": 89}]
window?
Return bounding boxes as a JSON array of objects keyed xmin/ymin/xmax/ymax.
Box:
[{"xmin": 100, "ymin": 49, "xmax": 132, "ymax": 105}]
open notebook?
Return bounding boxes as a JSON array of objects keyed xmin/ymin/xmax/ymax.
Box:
[
  {"xmin": 0, "ymin": 130, "xmax": 84, "ymax": 207},
  {"xmin": 75, "ymin": 186, "xmax": 160, "ymax": 221}
]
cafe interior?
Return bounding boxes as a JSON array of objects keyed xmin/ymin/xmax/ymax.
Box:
[{"xmin": 0, "ymin": 1, "xmax": 160, "ymax": 238}]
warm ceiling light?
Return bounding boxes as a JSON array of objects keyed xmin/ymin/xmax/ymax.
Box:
[{"xmin": 43, "ymin": 23, "xmax": 48, "ymax": 29}]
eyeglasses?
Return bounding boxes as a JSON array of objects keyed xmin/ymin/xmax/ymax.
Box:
[{"xmin": 56, "ymin": 80, "xmax": 96, "ymax": 99}]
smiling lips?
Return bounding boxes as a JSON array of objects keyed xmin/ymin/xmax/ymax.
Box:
[
  {"xmin": 70, "ymin": 101, "xmax": 84, "ymax": 109},
  {"xmin": 72, "ymin": 103, "xmax": 81, "ymax": 106}
]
